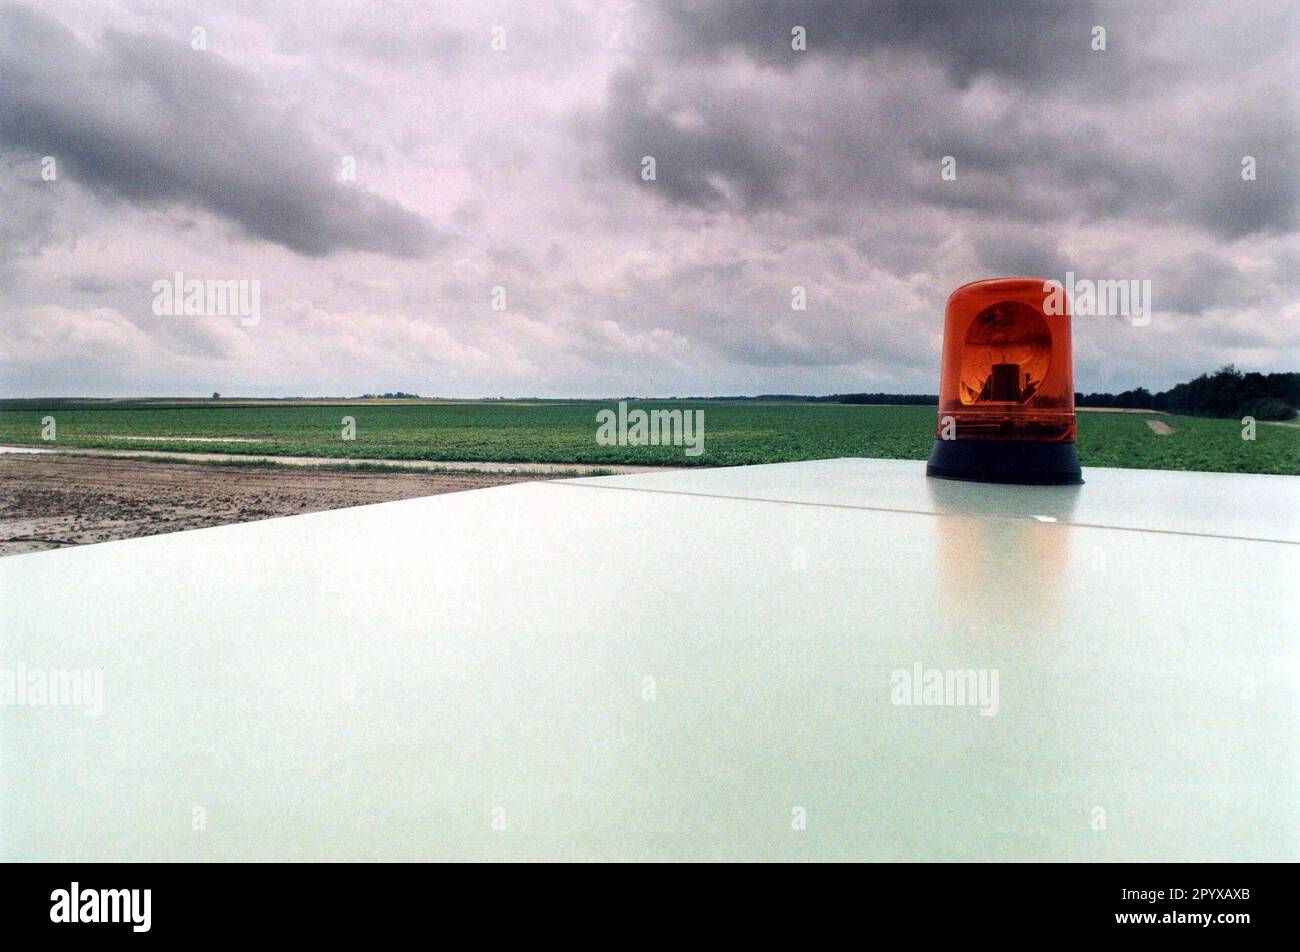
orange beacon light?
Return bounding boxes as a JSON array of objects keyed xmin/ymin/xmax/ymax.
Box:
[{"xmin": 925, "ymin": 277, "xmax": 1083, "ymax": 485}]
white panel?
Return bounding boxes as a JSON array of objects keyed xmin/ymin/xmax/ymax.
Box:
[
  {"xmin": 1, "ymin": 460, "xmax": 1296, "ymax": 860},
  {"xmin": 569, "ymin": 458, "xmax": 1300, "ymax": 543}
]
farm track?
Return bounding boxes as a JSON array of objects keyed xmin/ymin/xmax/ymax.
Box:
[
  {"xmin": 0, "ymin": 455, "xmax": 540, "ymax": 556},
  {"xmin": 0, "ymin": 444, "xmax": 680, "ymax": 475}
]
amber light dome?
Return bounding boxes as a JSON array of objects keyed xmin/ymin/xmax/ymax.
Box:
[
  {"xmin": 926, "ymin": 277, "xmax": 1082, "ymax": 484},
  {"xmin": 937, "ymin": 277, "xmax": 1076, "ymax": 442}
]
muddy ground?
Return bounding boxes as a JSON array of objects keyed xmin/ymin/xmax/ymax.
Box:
[{"xmin": 0, "ymin": 455, "xmax": 537, "ymax": 556}]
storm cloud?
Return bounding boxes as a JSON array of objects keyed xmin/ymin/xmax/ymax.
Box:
[
  {"xmin": 601, "ymin": 0, "xmax": 1300, "ymax": 239},
  {"xmin": 0, "ymin": 0, "xmax": 1296, "ymax": 398},
  {"xmin": 0, "ymin": 2, "xmax": 434, "ymax": 257},
  {"xmin": 653, "ymin": 0, "xmax": 1106, "ymax": 87}
]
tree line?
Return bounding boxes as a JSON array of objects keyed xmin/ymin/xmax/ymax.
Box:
[
  {"xmin": 797, "ymin": 366, "xmax": 1296, "ymax": 420},
  {"xmin": 1074, "ymin": 367, "xmax": 1298, "ymax": 420}
]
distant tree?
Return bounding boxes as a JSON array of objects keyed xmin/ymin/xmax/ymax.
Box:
[
  {"xmin": 1114, "ymin": 386, "xmax": 1154, "ymax": 409},
  {"xmin": 1082, "ymin": 365, "xmax": 1298, "ymax": 419},
  {"xmin": 212, "ymin": 392, "xmax": 220, "ymax": 399},
  {"xmin": 1242, "ymin": 397, "xmax": 1295, "ymax": 421}
]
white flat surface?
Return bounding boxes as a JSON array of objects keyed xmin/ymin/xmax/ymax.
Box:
[
  {"xmin": 569, "ymin": 457, "xmax": 1300, "ymax": 543},
  {"xmin": 1, "ymin": 459, "xmax": 1296, "ymax": 861}
]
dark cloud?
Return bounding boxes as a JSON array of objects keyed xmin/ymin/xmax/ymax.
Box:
[
  {"xmin": 1153, "ymin": 251, "xmax": 1252, "ymax": 316},
  {"xmin": 0, "ymin": 2, "xmax": 435, "ymax": 257},
  {"xmin": 1188, "ymin": 118, "xmax": 1300, "ymax": 239},
  {"xmin": 971, "ymin": 226, "xmax": 1067, "ymax": 279},
  {"xmin": 598, "ymin": 1, "xmax": 1299, "ymax": 244},
  {"xmin": 599, "ymin": 68, "xmax": 791, "ymax": 209},
  {"xmin": 654, "ymin": 0, "xmax": 1103, "ymax": 87}
]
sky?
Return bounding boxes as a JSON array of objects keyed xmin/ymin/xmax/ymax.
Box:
[{"xmin": 1, "ymin": 0, "xmax": 1297, "ymax": 398}]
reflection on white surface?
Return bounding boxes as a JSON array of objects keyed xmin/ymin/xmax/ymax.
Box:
[{"xmin": 573, "ymin": 458, "xmax": 1298, "ymax": 543}]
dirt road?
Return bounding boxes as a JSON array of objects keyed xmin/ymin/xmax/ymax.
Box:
[
  {"xmin": 2, "ymin": 444, "xmax": 675, "ymax": 475},
  {"xmin": 0, "ymin": 455, "xmax": 538, "ymax": 556}
]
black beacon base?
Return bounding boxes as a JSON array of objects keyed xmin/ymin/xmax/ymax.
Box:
[{"xmin": 926, "ymin": 438, "xmax": 1083, "ymax": 486}]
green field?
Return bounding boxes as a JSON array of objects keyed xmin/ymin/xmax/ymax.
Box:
[{"xmin": 0, "ymin": 401, "xmax": 1296, "ymax": 474}]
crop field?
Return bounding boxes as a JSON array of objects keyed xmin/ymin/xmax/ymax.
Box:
[{"xmin": 0, "ymin": 400, "xmax": 1296, "ymax": 474}]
